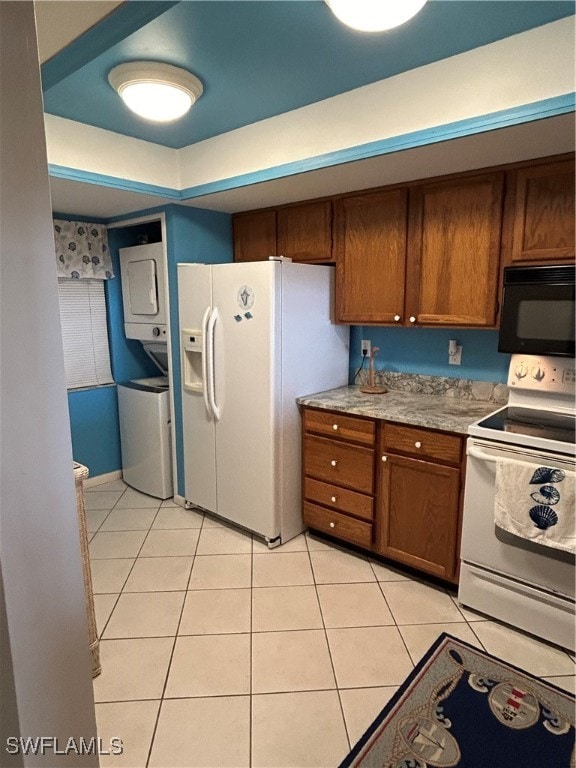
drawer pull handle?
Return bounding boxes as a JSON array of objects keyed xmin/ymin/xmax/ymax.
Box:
[
  {"xmin": 415, "ymin": 441, "xmax": 422, "ymax": 448},
  {"xmin": 381, "ymin": 455, "xmax": 387, "ymax": 462},
  {"xmin": 332, "ymin": 424, "xmax": 339, "ymax": 430},
  {"xmin": 329, "ymin": 522, "xmax": 335, "ymax": 528},
  {"xmin": 331, "ymin": 495, "xmax": 337, "ymax": 503},
  {"xmin": 330, "ymin": 460, "xmax": 338, "ymax": 467},
  {"xmin": 394, "ymin": 314, "xmax": 401, "ymax": 322}
]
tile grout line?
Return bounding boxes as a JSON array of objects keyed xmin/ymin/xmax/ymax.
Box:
[
  {"xmin": 91, "ymin": 485, "xmax": 138, "ymax": 638},
  {"xmin": 97, "ymin": 502, "xmax": 164, "ymax": 639},
  {"xmin": 307, "ymin": 535, "xmax": 352, "ymax": 755},
  {"xmin": 371, "ymin": 562, "xmax": 419, "ymax": 668},
  {"xmin": 144, "ymin": 507, "xmax": 204, "ymax": 768}
]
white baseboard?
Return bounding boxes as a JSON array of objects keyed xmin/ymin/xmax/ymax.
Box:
[{"xmin": 83, "ymin": 470, "xmax": 123, "ymax": 488}]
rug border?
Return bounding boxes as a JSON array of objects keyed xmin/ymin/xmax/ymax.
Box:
[{"xmin": 338, "ymin": 631, "xmax": 574, "ymax": 768}]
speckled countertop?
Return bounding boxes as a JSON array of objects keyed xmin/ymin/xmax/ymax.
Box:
[{"xmin": 297, "ymin": 385, "xmax": 501, "ymax": 435}]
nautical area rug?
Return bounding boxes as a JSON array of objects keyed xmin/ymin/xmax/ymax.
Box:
[{"xmin": 339, "ymin": 633, "xmax": 575, "ymax": 768}]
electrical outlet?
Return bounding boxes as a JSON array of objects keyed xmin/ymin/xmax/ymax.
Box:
[
  {"xmin": 361, "ymin": 339, "xmax": 371, "ymax": 357},
  {"xmin": 449, "ymin": 345, "xmax": 462, "ymax": 365}
]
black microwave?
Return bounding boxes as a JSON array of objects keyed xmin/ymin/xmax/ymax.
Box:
[{"xmin": 498, "ymin": 265, "xmax": 575, "ymax": 358}]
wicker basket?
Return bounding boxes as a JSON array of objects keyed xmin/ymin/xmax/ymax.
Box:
[{"xmin": 73, "ymin": 462, "xmax": 101, "ymax": 678}]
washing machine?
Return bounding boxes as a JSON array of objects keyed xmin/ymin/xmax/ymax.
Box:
[{"xmin": 117, "ymin": 375, "xmax": 173, "ymax": 499}]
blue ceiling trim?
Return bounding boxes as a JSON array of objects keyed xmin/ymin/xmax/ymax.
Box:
[
  {"xmin": 41, "ymin": 1, "xmax": 179, "ymax": 91},
  {"xmin": 48, "ymin": 94, "xmax": 575, "ymax": 204},
  {"xmin": 178, "ymin": 93, "xmax": 576, "ymax": 199},
  {"xmin": 48, "ymin": 164, "xmax": 181, "ymax": 199}
]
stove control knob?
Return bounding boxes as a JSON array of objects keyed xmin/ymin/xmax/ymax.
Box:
[
  {"xmin": 532, "ymin": 366, "xmax": 546, "ymax": 382},
  {"xmin": 514, "ymin": 362, "xmax": 527, "ymax": 380}
]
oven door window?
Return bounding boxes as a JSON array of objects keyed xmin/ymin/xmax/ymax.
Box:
[{"xmin": 499, "ymin": 283, "xmax": 575, "ymax": 356}]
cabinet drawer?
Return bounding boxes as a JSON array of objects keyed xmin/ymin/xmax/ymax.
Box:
[
  {"xmin": 304, "ymin": 435, "xmax": 374, "ymax": 493},
  {"xmin": 303, "ymin": 408, "xmax": 375, "ymax": 446},
  {"xmin": 303, "ymin": 501, "xmax": 373, "ymax": 548},
  {"xmin": 382, "ymin": 423, "xmax": 462, "ymax": 465},
  {"xmin": 304, "ymin": 477, "xmax": 373, "ymax": 522}
]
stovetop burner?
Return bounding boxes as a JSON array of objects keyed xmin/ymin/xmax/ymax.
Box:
[
  {"xmin": 477, "ymin": 406, "xmax": 575, "ymax": 445},
  {"xmin": 469, "ymin": 355, "xmax": 575, "ymax": 454}
]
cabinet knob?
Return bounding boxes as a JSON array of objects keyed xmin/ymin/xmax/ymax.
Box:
[
  {"xmin": 331, "ymin": 496, "xmax": 337, "ymax": 503},
  {"xmin": 331, "ymin": 460, "xmax": 338, "ymax": 467},
  {"xmin": 409, "ymin": 316, "xmax": 416, "ymax": 323},
  {"xmin": 394, "ymin": 314, "xmax": 401, "ymax": 322},
  {"xmin": 329, "ymin": 522, "xmax": 335, "ymax": 528},
  {"xmin": 381, "ymin": 455, "xmax": 387, "ymax": 462},
  {"xmin": 415, "ymin": 441, "xmax": 422, "ymax": 448},
  {"xmin": 332, "ymin": 423, "xmax": 339, "ymax": 431}
]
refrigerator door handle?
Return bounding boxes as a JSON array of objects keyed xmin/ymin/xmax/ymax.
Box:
[
  {"xmin": 201, "ymin": 306, "xmax": 211, "ymax": 416},
  {"xmin": 207, "ymin": 306, "xmax": 221, "ymax": 421}
]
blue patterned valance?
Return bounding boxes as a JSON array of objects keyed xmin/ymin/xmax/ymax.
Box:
[{"xmin": 54, "ymin": 220, "xmax": 113, "ymax": 280}]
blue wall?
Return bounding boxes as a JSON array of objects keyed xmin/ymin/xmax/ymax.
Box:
[
  {"xmin": 60, "ymin": 204, "xmax": 232, "ymax": 481},
  {"xmin": 58, "ymin": 214, "xmax": 163, "ymax": 477},
  {"xmin": 349, "ymin": 326, "xmax": 510, "ymax": 384},
  {"xmin": 106, "ymin": 221, "xmax": 162, "ymax": 384},
  {"xmin": 164, "ymin": 205, "xmax": 233, "ymax": 497},
  {"xmin": 67, "ymin": 385, "xmax": 120, "ymax": 476}
]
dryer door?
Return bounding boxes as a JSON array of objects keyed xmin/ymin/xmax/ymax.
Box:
[
  {"xmin": 127, "ymin": 259, "xmax": 158, "ymax": 315},
  {"xmin": 120, "ymin": 243, "xmax": 167, "ymax": 335}
]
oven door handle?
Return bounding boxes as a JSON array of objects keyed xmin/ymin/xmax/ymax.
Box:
[{"xmin": 467, "ymin": 445, "xmax": 498, "ymax": 464}]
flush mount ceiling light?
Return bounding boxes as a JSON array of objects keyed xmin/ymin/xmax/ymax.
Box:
[
  {"xmin": 325, "ymin": 0, "xmax": 427, "ymax": 32},
  {"xmin": 108, "ymin": 62, "xmax": 203, "ymax": 123}
]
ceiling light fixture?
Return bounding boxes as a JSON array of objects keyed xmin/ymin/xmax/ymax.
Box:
[
  {"xmin": 325, "ymin": 0, "xmax": 427, "ymax": 32},
  {"xmin": 108, "ymin": 62, "xmax": 203, "ymax": 123}
]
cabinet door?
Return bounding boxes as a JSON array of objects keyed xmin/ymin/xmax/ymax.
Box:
[
  {"xmin": 233, "ymin": 211, "xmax": 276, "ymax": 262},
  {"xmin": 276, "ymin": 200, "xmax": 332, "ymax": 262},
  {"xmin": 334, "ymin": 189, "xmax": 408, "ymax": 324},
  {"xmin": 406, "ymin": 173, "xmax": 504, "ymax": 327},
  {"xmin": 377, "ymin": 454, "xmax": 461, "ymax": 580},
  {"xmin": 510, "ymin": 159, "xmax": 575, "ymax": 263}
]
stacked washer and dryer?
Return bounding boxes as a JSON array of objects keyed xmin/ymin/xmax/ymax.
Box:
[{"xmin": 117, "ymin": 242, "xmax": 173, "ymax": 499}]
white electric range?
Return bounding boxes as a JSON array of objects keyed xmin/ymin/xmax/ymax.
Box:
[{"xmin": 459, "ymin": 354, "xmax": 575, "ymax": 651}]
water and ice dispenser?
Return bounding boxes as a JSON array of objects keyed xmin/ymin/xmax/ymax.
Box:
[{"xmin": 181, "ymin": 329, "xmax": 203, "ymax": 393}]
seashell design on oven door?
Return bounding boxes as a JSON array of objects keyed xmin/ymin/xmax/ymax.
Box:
[{"xmin": 528, "ymin": 505, "xmax": 559, "ymax": 530}]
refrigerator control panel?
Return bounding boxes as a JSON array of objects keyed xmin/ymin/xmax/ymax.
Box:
[
  {"xmin": 181, "ymin": 329, "xmax": 203, "ymax": 393},
  {"xmin": 183, "ymin": 329, "xmax": 202, "ymax": 353}
]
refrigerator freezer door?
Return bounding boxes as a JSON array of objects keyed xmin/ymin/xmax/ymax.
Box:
[
  {"xmin": 178, "ymin": 264, "xmax": 217, "ymax": 512},
  {"xmin": 211, "ymin": 262, "xmax": 280, "ymax": 539}
]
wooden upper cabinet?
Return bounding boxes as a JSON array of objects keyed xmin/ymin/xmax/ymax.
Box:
[
  {"xmin": 509, "ymin": 159, "xmax": 575, "ymax": 263},
  {"xmin": 335, "ymin": 189, "xmax": 408, "ymax": 324},
  {"xmin": 276, "ymin": 200, "xmax": 332, "ymax": 262},
  {"xmin": 233, "ymin": 211, "xmax": 277, "ymax": 262},
  {"xmin": 406, "ymin": 173, "xmax": 504, "ymax": 327}
]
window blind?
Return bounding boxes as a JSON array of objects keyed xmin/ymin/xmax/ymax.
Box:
[{"xmin": 57, "ymin": 278, "xmax": 113, "ymax": 389}]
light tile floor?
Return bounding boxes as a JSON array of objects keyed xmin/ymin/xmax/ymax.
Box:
[{"xmin": 87, "ymin": 480, "xmax": 575, "ymax": 768}]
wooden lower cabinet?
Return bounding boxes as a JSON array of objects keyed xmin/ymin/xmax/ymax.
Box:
[
  {"xmin": 301, "ymin": 406, "xmax": 464, "ymax": 583},
  {"xmin": 303, "ymin": 408, "xmax": 376, "ymax": 549},
  {"xmin": 303, "ymin": 501, "xmax": 373, "ymax": 548},
  {"xmin": 376, "ymin": 454, "xmax": 461, "ymax": 581}
]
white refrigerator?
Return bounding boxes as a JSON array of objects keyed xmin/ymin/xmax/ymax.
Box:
[{"xmin": 178, "ymin": 260, "xmax": 349, "ymax": 545}]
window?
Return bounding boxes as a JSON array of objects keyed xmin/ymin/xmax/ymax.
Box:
[{"xmin": 57, "ymin": 278, "xmax": 113, "ymax": 389}]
